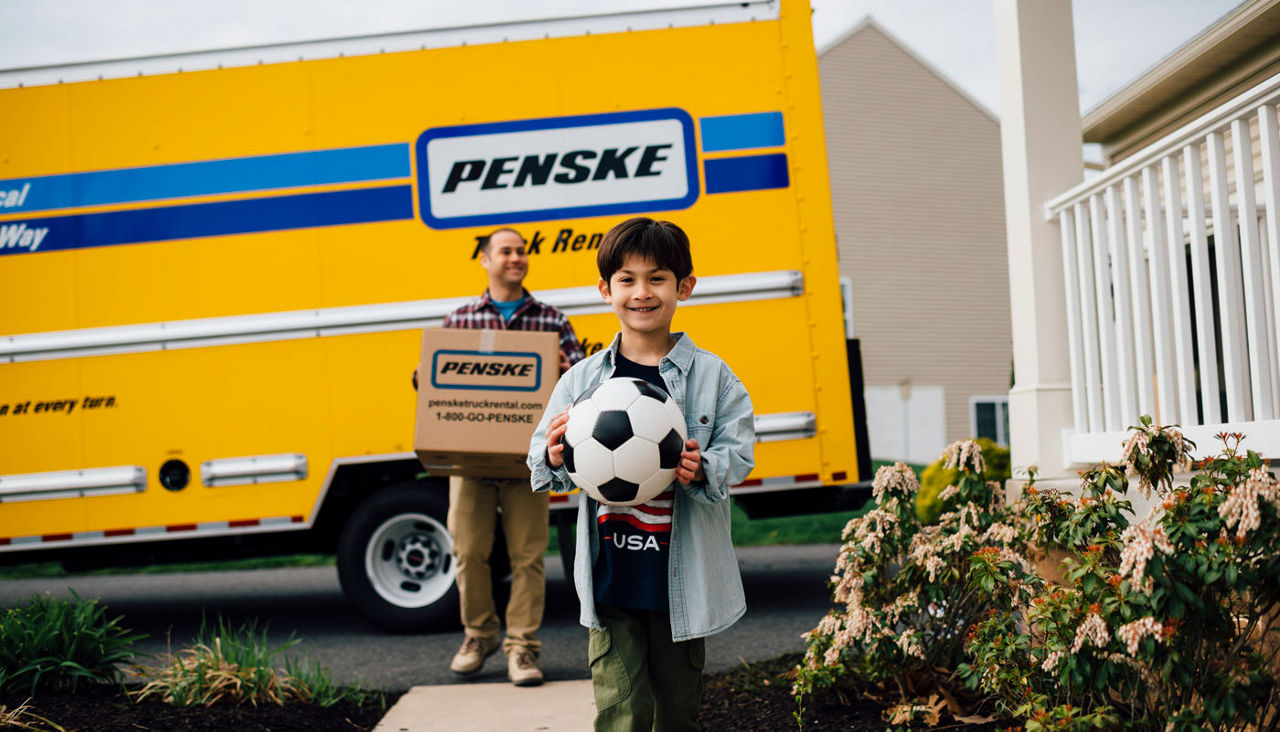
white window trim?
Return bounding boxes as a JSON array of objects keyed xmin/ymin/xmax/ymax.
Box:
[{"xmin": 969, "ymin": 395, "xmax": 1009, "ymax": 446}]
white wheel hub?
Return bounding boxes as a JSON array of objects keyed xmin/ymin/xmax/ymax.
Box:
[{"xmin": 364, "ymin": 511, "xmax": 454, "ymax": 609}]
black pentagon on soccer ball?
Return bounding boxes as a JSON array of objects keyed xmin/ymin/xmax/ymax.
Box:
[
  {"xmin": 598, "ymin": 477, "xmax": 641, "ymax": 504},
  {"xmin": 658, "ymin": 429, "xmax": 684, "ymax": 470},
  {"xmin": 592, "ymin": 410, "xmax": 633, "ymax": 450},
  {"xmin": 632, "ymin": 380, "xmax": 668, "ymax": 403},
  {"xmin": 573, "ymin": 381, "xmax": 603, "ymax": 406},
  {"xmin": 562, "ymin": 441, "xmax": 576, "ymax": 473}
]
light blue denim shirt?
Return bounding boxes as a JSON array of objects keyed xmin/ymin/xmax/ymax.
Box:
[{"xmin": 528, "ymin": 332, "xmax": 755, "ymax": 641}]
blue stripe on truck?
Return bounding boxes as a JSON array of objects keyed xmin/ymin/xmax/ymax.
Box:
[
  {"xmin": 0, "ymin": 185, "xmax": 414, "ymax": 256},
  {"xmin": 699, "ymin": 112, "xmax": 785, "ymax": 152},
  {"xmin": 0, "ymin": 144, "xmax": 411, "ymax": 215},
  {"xmin": 703, "ymin": 154, "xmax": 789, "ymax": 194}
]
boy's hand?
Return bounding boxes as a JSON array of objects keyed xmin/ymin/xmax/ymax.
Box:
[
  {"xmin": 676, "ymin": 439, "xmax": 705, "ymax": 485},
  {"xmin": 545, "ymin": 407, "xmax": 571, "ymax": 468},
  {"xmin": 559, "ymin": 350, "xmax": 571, "ymax": 374}
]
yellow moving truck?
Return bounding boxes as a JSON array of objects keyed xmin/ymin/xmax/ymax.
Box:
[{"xmin": 0, "ymin": 0, "xmax": 870, "ymax": 630}]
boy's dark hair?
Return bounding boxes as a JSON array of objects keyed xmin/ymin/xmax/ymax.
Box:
[
  {"xmin": 482, "ymin": 227, "xmax": 525, "ymax": 253},
  {"xmin": 597, "ymin": 217, "xmax": 693, "ymax": 282}
]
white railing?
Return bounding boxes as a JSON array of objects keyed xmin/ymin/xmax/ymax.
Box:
[{"xmin": 1045, "ymin": 73, "xmax": 1280, "ymax": 464}]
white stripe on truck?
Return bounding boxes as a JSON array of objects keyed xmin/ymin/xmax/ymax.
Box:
[
  {"xmin": 0, "ymin": 465, "xmax": 146, "ymax": 503},
  {"xmin": 0, "ymin": 270, "xmax": 803, "ymax": 363}
]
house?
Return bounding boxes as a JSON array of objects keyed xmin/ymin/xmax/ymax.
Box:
[
  {"xmin": 995, "ymin": 0, "xmax": 1280, "ymax": 494},
  {"xmin": 819, "ymin": 20, "xmax": 1011, "ymax": 466}
]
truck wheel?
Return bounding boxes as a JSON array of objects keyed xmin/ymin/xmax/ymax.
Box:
[{"xmin": 338, "ymin": 484, "xmax": 459, "ymax": 632}]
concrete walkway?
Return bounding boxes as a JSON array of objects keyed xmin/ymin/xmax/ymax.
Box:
[{"xmin": 375, "ymin": 679, "xmax": 597, "ymax": 731}]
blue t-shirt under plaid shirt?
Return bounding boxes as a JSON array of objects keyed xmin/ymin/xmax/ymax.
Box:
[{"xmin": 592, "ymin": 351, "xmax": 673, "ymax": 613}]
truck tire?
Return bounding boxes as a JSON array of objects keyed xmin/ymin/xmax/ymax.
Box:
[{"xmin": 338, "ymin": 484, "xmax": 460, "ymax": 632}]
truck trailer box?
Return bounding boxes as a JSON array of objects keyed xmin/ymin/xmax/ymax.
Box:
[
  {"xmin": 0, "ymin": 0, "xmax": 871, "ymax": 632},
  {"xmin": 414, "ymin": 328, "xmax": 558, "ymax": 478}
]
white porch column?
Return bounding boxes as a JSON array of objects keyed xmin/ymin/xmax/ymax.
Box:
[{"xmin": 993, "ymin": 0, "xmax": 1083, "ymax": 482}]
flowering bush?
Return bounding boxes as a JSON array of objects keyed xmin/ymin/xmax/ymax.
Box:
[
  {"xmin": 794, "ymin": 440, "xmax": 1035, "ymax": 709},
  {"xmin": 964, "ymin": 418, "xmax": 1280, "ymax": 730},
  {"xmin": 797, "ymin": 419, "xmax": 1280, "ymax": 730}
]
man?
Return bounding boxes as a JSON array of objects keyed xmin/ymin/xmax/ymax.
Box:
[{"xmin": 440, "ymin": 227, "xmax": 585, "ymax": 687}]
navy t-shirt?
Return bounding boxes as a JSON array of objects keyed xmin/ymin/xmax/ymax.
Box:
[{"xmin": 592, "ymin": 351, "xmax": 674, "ymax": 612}]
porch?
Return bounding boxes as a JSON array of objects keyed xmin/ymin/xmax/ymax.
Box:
[{"xmin": 996, "ymin": 0, "xmax": 1280, "ymax": 483}]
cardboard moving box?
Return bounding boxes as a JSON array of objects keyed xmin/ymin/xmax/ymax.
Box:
[{"xmin": 414, "ymin": 328, "xmax": 560, "ymax": 478}]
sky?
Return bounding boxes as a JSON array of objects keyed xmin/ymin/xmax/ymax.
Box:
[{"xmin": 0, "ymin": 0, "xmax": 1245, "ymax": 118}]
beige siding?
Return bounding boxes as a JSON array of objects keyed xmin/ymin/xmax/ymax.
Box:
[{"xmin": 819, "ymin": 22, "xmax": 1011, "ymax": 448}]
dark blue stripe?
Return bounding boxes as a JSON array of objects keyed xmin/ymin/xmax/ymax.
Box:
[
  {"xmin": 0, "ymin": 186, "xmax": 414, "ymax": 256},
  {"xmin": 703, "ymin": 154, "xmax": 789, "ymax": 194},
  {"xmin": 699, "ymin": 112, "xmax": 785, "ymax": 152},
  {"xmin": 0, "ymin": 144, "xmax": 411, "ymax": 215}
]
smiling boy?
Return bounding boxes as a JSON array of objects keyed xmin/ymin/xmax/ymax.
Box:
[{"xmin": 528, "ymin": 217, "xmax": 755, "ymax": 730}]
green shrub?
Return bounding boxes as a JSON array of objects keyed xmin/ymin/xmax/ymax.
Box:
[
  {"xmin": 796, "ymin": 419, "xmax": 1280, "ymax": 729},
  {"xmin": 964, "ymin": 419, "xmax": 1280, "ymax": 729},
  {"xmin": 134, "ymin": 616, "xmax": 381, "ymax": 708},
  {"xmin": 794, "ymin": 443, "xmax": 1033, "ymax": 708},
  {"xmin": 915, "ymin": 437, "xmax": 1009, "ymax": 523},
  {"xmin": 0, "ymin": 592, "xmax": 143, "ymax": 695}
]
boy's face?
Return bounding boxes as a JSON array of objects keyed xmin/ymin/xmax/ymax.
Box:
[
  {"xmin": 480, "ymin": 230, "xmax": 528, "ymax": 290},
  {"xmin": 598, "ymin": 254, "xmax": 695, "ymax": 337}
]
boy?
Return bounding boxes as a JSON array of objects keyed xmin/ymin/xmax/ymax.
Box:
[{"xmin": 528, "ymin": 217, "xmax": 755, "ymax": 730}]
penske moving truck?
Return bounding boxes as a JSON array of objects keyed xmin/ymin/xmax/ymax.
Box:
[{"xmin": 0, "ymin": 0, "xmax": 871, "ymax": 630}]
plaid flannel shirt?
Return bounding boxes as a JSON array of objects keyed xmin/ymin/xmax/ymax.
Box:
[{"xmin": 442, "ymin": 288, "xmax": 586, "ymax": 367}]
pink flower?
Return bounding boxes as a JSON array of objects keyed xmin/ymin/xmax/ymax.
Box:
[
  {"xmin": 1117, "ymin": 616, "xmax": 1164, "ymax": 655},
  {"xmin": 872, "ymin": 462, "xmax": 920, "ymax": 503},
  {"xmin": 1118, "ymin": 522, "xmax": 1174, "ymax": 595},
  {"xmin": 942, "ymin": 440, "xmax": 985, "ymax": 474},
  {"xmin": 1070, "ymin": 613, "xmax": 1109, "ymax": 654},
  {"xmin": 1219, "ymin": 467, "xmax": 1278, "ymax": 539}
]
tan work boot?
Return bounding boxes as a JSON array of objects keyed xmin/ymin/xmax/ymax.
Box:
[
  {"xmin": 449, "ymin": 635, "xmax": 497, "ymax": 676},
  {"xmin": 507, "ymin": 647, "xmax": 544, "ymax": 687}
]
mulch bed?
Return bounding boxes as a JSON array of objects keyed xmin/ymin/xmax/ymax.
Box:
[
  {"xmin": 4, "ymin": 654, "xmax": 1013, "ymax": 731},
  {"xmin": 699, "ymin": 653, "xmax": 1012, "ymax": 731},
  {"xmin": 0, "ymin": 685, "xmax": 386, "ymax": 732}
]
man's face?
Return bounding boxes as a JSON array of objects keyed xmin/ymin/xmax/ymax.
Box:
[
  {"xmin": 597, "ymin": 254, "xmax": 694, "ymax": 337},
  {"xmin": 480, "ymin": 230, "xmax": 528, "ymax": 289}
]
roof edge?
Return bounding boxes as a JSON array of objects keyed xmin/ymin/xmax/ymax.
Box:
[
  {"xmin": 819, "ymin": 16, "xmax": 998, "ymax": 124},
  {"xmin": 1082, "ymin": 0, "xmax": 1279, "ymax": 141}
]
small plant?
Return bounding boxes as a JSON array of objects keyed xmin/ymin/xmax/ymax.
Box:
[
  {"xmin": 133, "ymin": 616, "xmax": 382, "ymax": 708},
  {"xmin": 0, "ymin": 592, "xmax": 143, "ymax": 695}
]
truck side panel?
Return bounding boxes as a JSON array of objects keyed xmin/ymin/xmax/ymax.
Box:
[{"xmin": 0, "ymin": 4, "xmax": 856, "ymax": 547}]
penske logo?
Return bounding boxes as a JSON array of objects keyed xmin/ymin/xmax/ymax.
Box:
[
  {"xmin": 416, "ymin": 108, "xmax": 698, "ymax": 229},
  {"xmin": 431, "ymin": 349, "xmax": 544, "ymax": 392}
]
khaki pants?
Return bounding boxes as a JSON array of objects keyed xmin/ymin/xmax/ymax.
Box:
[
  {"xmin": 447, "ymin": 475, "xmax": 549, "ymax": 654},
  {"xmin": 589, "ymin": 605, "xmax": 705, "ymax": 732}
]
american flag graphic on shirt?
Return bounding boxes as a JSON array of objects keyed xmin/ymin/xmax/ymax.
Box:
[{"xmin": 597, "ymin": 489, "xmax": 674, "ymax": 534}]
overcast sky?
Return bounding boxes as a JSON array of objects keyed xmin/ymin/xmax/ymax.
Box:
[{"xmin": 0, "ymin": 0, "xmax": 1244, "ymax": 117}]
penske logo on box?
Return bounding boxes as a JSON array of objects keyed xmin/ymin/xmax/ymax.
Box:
[
  {"xmin": 430, "ymin": 349, "xmax": 544, "ymax": 392},
  {"xmin": 415, "ymin": 108, "xmax": 698, "ymax": 230}
]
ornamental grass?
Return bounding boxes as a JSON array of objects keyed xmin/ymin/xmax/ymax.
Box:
[{"xmin": 132, "ymin": 616, "xmax": 373, "ymax": 708}]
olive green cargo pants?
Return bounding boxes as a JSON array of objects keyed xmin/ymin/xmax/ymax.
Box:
[{"xmin": 589, "ymin": 604, "xmax": 705, "ymax": 731}]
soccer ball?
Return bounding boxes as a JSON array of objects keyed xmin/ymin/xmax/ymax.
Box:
[{"xmin": 563, "ymin": 377, "xmax": 688, "ymax": 506}]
